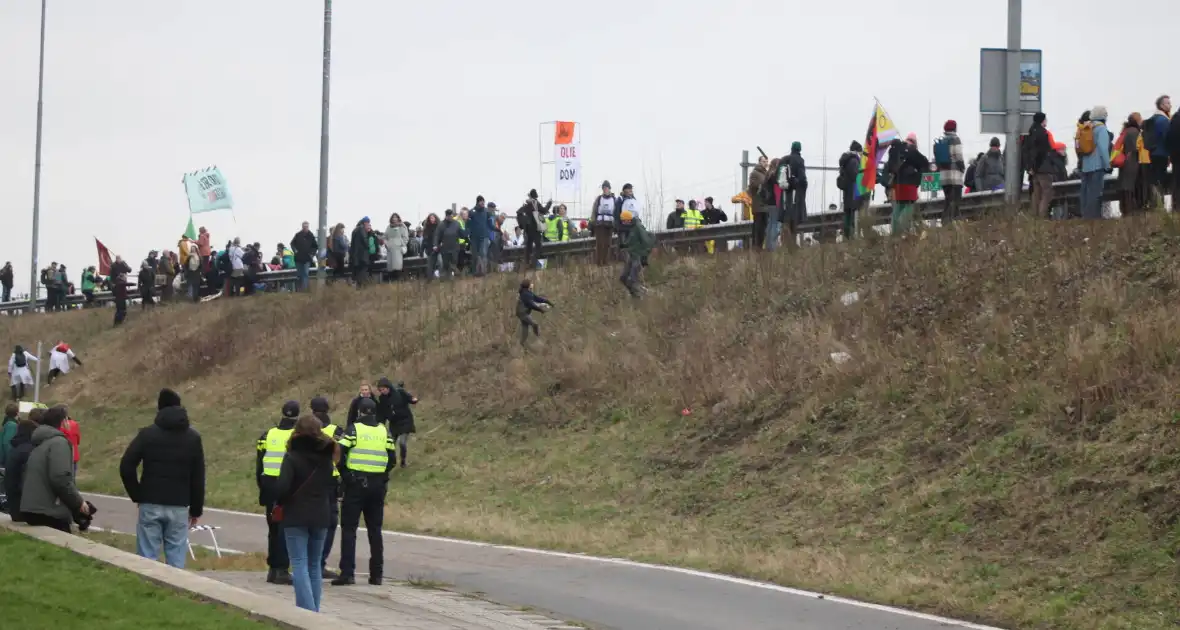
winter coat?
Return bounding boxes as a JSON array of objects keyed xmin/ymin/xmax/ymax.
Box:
[
  {"xmin": 384, "ymin": 224, "xmax": 409, "ymax": 271},
  {"xmin": 747, "ymin": 165, "xmax": 771, "ymax": 213},
  {"xmin": 0, "ymin": 416, "xmax": 17, "ymax": 464},
  {"xmin": 376, "ymin": 377, "xmax": 417, "ymax": 435},
  {"xmin": 3, "ymin": 427, "xmax": 35, "ymax": 519},
  {"xmin": 274, "ymin": 434, "xmax": 336, "ymax": 529},
  {"xmin": 119, "ymin": 406, "xmax": 206, "ymax": 517},
  {"xmin": 110, "ymin": 260, "xmax": 132, "ymax": 299},
  {"xmin": 666, "ymin": 210, "xmax": 685, "ymax": 230},
  {"xmin": 975, "ymin": 148, "xmax": 1006, "ymax": 191},
  {"xmin": 421, "ymin": 221, "xmax": 439, "ymax": 254},
  {"xmin": 349, "ymin": 224, "xmax": 371, "ymax": 269},
  {"xmin": 838, "ymin": 150, "xmax": 862, "ymax": 195},
  {"xmin": 624, "ymin": 220, "xmax": 656, "ymax": 258},
  {"xmin": 290, "ymin": 230, "xmax": 318, "ymax": 265},
  {"xmin": 894, "ymin": 145, "xmax": 931, "ymax": 203},
  {"xmin": 937, "ymin": 132, "xmax": 966, "ymax": 187},
  {"xmin": 467, "ymin": 207, "xmax": 492, "ymax": 243},
  {"xmin": 786, "ymin": 151, "xmax": 807, "ymax": 187},
  {"xmin": 1118, "ymin": 126, "xmax": 1142, "ymax": 192},
  {"xmin": 0, "ymin": 265, "xmax": 13, "ymax": 290},
  {"xmin": 346, "ymin": 395, "xmax": 375, "ymax": 428},
  {"xmin": 1080, "ymin": 121, "xmax": 1112, "ymax": 174},
  {"xmin": 433, "ymin": 218, "xmax": 466, "ymax": 255},
  {"xmin": 1024, "ymin": 124, "xmax": 1052, "ymax": 174},
  {"xmin": 701, "ymin": 206, "xmax": 728, "ymax": 225},
  {"xmin": 374, "ymin": 378, "xmax": 397, "ymax": 427},
  {"xmin": 516, "ymin": 199, "xmax": 552, "ymax": 235},
  {"xmin": 20, "ymin": 425, "xmax": 84, "ymax": 523},
  {"xmin": 255, "ymin": 416, "xmax": 297, "ymax": 506},
  {"xmin": 517, "ymin": 288, "xmax": 551, "ymax": 318},
  {"xmin": 1167, "ymin": 114, "xmax": 1180, "ymax": 159},
  {"xmin": 1146, "ymin": 111, "xmax": 1171, "ymax": 158}
]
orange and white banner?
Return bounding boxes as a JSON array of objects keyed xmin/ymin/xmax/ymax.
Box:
[
  {"xmin": 554, "ymin": 142, "xmax": 581, "ymax": 201},
  {"xmin": 554, "ymin": 121, "xmax": 575, "ymax": 145}
]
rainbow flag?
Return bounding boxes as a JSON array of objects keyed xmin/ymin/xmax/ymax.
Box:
[{"xmin": 854, "ymin": 102, "xmax": 899, "ymax": 200}]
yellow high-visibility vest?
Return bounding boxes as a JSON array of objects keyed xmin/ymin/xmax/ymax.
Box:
[
  {"xmin": 344, "ymin": 423, "xmax": 391, "ymax": 473},
  {"xmin": 683, "ymin": 209, "xmax": 703, "ymax": 229},
  {"xmin": 544, "ymin": 216, "xmax": 569, "ymax": 241},
  {"xmin": 322, "ymin": 424, "xmax": 341, "ymax": 478},
  {"xmin": 458, "ymin": 219, "xmax": 468, "ymax": 246},
  {"xmin": 259, "ymin": 427, "xmax": 293, "ymax": 477}
]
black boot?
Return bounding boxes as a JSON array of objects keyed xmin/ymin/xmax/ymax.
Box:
[
  {"xmin": 9, "ymin": 386, "xmax": 17, "ymax": 401},
  {"xmin": 368, "ymin": 576, "xmax": 383, "ymax": 586},
  {"xmin": 331, "ymin": 575, "xmax": 355, "ymax": 586},
  {"xmin": 266, "ymin": 568, "xmax": 292, "ymax": 585}
]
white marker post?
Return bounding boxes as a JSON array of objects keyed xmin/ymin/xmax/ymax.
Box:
[{"xmin": 33, "ymin": 341, "xmax": 43, "ymax": 403}]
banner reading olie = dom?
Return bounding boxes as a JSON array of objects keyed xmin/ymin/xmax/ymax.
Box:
[{"xmin": 553, "ymin": 122, "xmax": 580, "ymax": 202}]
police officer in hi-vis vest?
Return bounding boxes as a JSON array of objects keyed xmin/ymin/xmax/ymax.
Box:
[
  {"xmin": 311, "ymin": 396, "xmax": 344, "ymax": 580},
  {"xmin": 257, "ymin": 400, "xmax": 301, "ymax": 584},
  {"xmin": 332, "ymin": 397, "xmax": 396, "ymax": 586}
]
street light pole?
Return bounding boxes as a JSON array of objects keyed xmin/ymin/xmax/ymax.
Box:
[
  {"xmin": 27, "ymin": 0, "xmax": 47, "ymax": 312},
  {"xmin": 316, "ymin": 0, "xmax": 333, "ymax": 288},
  {"xmin": 1003, "ymin": 0, "xmax": 1021, "ymax": 205}
]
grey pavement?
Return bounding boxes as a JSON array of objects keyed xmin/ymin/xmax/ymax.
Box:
[
  {"xmin": 210, "ymin": 571, "xmax": 582, "ymax": 630},
  {"xmin": 87, "ymin": 493, "xmax": 1003, "ymax": 630}
]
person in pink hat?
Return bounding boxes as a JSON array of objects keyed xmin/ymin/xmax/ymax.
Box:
[{"xmin": 891, "ymin": 133, "xmax": 931, "ymax": 235}]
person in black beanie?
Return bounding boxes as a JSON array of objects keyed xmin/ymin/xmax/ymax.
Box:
[
  {"xmin": 311, "ymin": 395, "xmax": 343, "ymax": 579},
  {"xmin": 516, "ymin": 188, "xmax": 552, "ymax": 270},
  {"xmin": 119, "ymin": 388, "xmax": 206, "ymax": 568},
  {"xmin": 257, "ymin": 400, "xmax": 300, "ymax": 584}
]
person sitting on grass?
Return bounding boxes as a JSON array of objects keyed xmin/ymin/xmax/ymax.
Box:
[
  {"xmin": 517, "ymin": 279, "xmax": 552, "ymax": 347},
  {"xmin": 19, "ymin": 405, "xmax": 88, "ymax": 532}
]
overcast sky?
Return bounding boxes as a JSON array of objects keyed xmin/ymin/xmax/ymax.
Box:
[{"xmin": 0, "ymin": 0, "xmax": 1172, "ymax": 295}]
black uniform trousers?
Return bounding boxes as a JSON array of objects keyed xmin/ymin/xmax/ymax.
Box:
[
  {"xmin": 265, "ymin": 502, "xmax": 288, "ymax": 570},
  {"xmin": 339, "ymin": 475, "xmax": 387, "ymax": 578},
  {"xmin": 322, "ymin": 481, "xmax": 339, "ymax": 568}
]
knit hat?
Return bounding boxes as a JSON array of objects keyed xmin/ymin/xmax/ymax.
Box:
[
  {"xmin": 157, "ymin": 388, "xmax": 181, "ymax": 410},
  {"xmin": 281, "ymin": 400, "xmax": 300, "ymax": 418},
  {"xmin": 358, "ymin": 398, "xmax": 377, "ymax": 413},
  {"xmin": 791, "ymin": 141, "xmax": 801, "ymax": 152},
  {"xmin": 361, "ymin": 216, "xmax": 371, "ymax": 224},
  {"xmin": 601, "ymin": 180, "xmax": 611, "ymax": 189},
  {"xmin": 310, "ymin": 396, "xmax": 330, "ymax": 413},
  {"xmin": 989, "ymin": 137, "xmax": 1001, "ymax": 148},
  {"xmin": 1090, "ymin": 106, "xmax": 1108, "ymax": 121},
  {"xmin": 488, "ymin": 202, "xmax": 497, "ymax": 209},
  {"xmin": 622, "ymin": 183, "xmax": 633, "ymax": 191},
  {"xmin": 943, "ymin": 119, "xmax": 957, "ymax": 132},
  {"xmin": 620, "ymin": 210, "xmax": 634, "ymax": 223}
]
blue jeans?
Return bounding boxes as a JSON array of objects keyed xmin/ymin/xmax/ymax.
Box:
[
  {"xmin": 765, "ymin": 213, "xmax": 782, "ymax": 251},
  {"xmin": 136, "ymin": 504, "xmax": 190, "ymax": 569},
  {"xmin": 296, "ymin": 262, "xmax": 311, "ymax": 291},
  {"xmin": 284, "ymin": 526, "xmax": 327, "ymax": 612},
  {"xmin": 1080, "ymin": 170, "xmax": 1105, "ymax": 219}
]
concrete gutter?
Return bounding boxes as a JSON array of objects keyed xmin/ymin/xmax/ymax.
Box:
[{"xmin": 0, "ymin": 514, "xmax": 367, "ymax": 630}]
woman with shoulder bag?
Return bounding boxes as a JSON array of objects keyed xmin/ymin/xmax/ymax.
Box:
[{"xmin": 275, "ymin": 415, "xmax": 339, "ymax": 612}]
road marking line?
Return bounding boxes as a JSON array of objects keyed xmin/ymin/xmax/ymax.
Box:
[
  {"xmin": 85, "ymin": 492, "xmax": 1006, "ymax": 630},
  {"xmin": 88, "ymin": 525, "xmax": 248, "ymax": 555}
]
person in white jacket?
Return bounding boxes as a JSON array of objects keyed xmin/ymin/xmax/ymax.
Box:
[
  {"xmin": 47, "ymin": 342, "xmax": 83, "ymax": 385},
  {"xmin": 8, "ymin": 345, "xmax": 38, "ymax": 401}
]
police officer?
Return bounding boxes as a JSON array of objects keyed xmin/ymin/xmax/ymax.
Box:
[
  {"xmin": 257, "ymin": 400, "xmax": 300, "ymax": 584},
  {"xmin": 311, "ymin": 395, "xmax": 343, "ymax": 580},
  {"xmin": 332, "ymin": 397, "xmax": 395, "ymax": 586}
]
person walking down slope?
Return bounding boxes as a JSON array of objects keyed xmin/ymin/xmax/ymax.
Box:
[
  {"xmin": 1078, "ymin": 106, "xmax": 1113, "ymax": 220},
  {"xmin": 975, "ymin": 138, "xmax": 1006, "ymax": 193},
  {"xmin": 19, "ymin": 406, "xmax": 88, "ymax": 532},
  {"xmin": 257, "ymin": 401, "xmax": 301, "ymax": 585},
  {"xmin": 119, "ymin": 388, "xmax": 206, "ymax": 569},
  {"xmin": 517, "ymin": 279, "xmax": 552, "ymax": 348},
  {"xmin": 276, "ymin": 414, "xmax": 338, "ymax": 612},
  {"xmin": 433, "ymin": 210, "xmax": 467, "ymax": 279},
  {"xmin": 386, "ymin": 382, "xmax": 417, "ymax": 468},
  {"xmin": 47, "ymin": 342, "xmax": 82, "ymax": 386},
  {"xmin": 619, "ymin": 210, "xmax": 655, "ymax": 299},
  {"xmin": 8, "ymin": 345, "xmax": 38, "ymax": 401},
  {"xmin": 346, "ymin": 383, "xmax": 376, "ymax": 428},
  {"xmin": 333, "ymin": 397, "xmax": 395, "ymax": 587}
]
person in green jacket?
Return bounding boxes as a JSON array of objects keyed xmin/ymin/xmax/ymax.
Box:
[
  {"xmin": 619, "ymin": 210, "xmax": 655, "ymax": 298},
  {"xmin": 81, "ymin": 266, "xmax": 98, "ymax": 307},
  {"xmin": 0, "ymin": 402, "xmax": 18, "ymax": 466}
]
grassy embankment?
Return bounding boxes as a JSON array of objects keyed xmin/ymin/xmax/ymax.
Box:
[
  {"xmin": 6, "ymin": 213, "xmax": 1180, "ymax": 629},
  {"xmin": 0, "ymin": 531, "xmax": 273, "ymax": 628}
]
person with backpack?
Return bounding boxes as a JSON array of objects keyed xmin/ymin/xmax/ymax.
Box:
[
  {"xmin": 975, "ymin": 138, "xmax": 1006, "ymax": 193},
  {"xmin": 1078, "ymin": 106, "xmax": 1113, "ymax": 220},
  {"xmin": 782, "ymin": 142, "xmax": 808, "ymax": 235},
  {"xmin": 1113, "ymin": 113, "xmax": 1146, "ymax": 214},
  {"xmin": 892, "ymin": 133, "xmax": 931, "ymax": 235},
  {"xmin": 746, "ymin": 155, "xmax": 773, "ymax": 249},
  {"xmin": 837, "ymin": 141, "xmax": 863, "ymax": 240},
  {"xmin": 8, "ymin": 346, "xmax": 38, "ymax": 401},
  {"xmin": 934, "ymin": 120, "xmax": 966, "ymax": 222},
  {"xmin": 1143, "ymin": 95, "xmax": 1171, "ymax": 202},
  {"xmin": 964, "ymin": 153, "xmax": 982, "ymax": 193}
]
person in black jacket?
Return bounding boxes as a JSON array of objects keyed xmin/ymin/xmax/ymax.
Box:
[
  {"xmin": 1168, "ymin": 113, "xmax": 1180, "ymax": 204},
  {"xmin": 257, "ymin": 400, "xmax": 300, "ymax": 584},
  {"xmin": 374, "ymin": 377, "xmax": 397, "ymax": 430},
  {"xmin": 701, "ymin": 197, "xmax": 728, "ymax": 225},
  {"xmin": 517, "ymin": 279, "xmax": 552, "ymax": 347},
  {"xmin": 783, "ymin": 142, "xmax": 807, "ymax": 233},
  {"xmin": 386, "ymin": 382, "xmax": 418, "ymax": 468},
  {"xmin": 110, "ymin": 256, "xmax": 133, "ymax": 326},
  {"xmin": 516, "ymin": 189, "xmax": 552, "ymax": 270},
  {"xmin": 118, "ymin": 388, "xmax": 206, "ymax": 569},
  {"xmin": 275, "ymin": 414, "xmax": 338, "ymax": 612},
  {"xmin": 349, "ymin": 218, "xmax": 373, "ymax": 287},
  {"xmin": 2, "ymin": 413, "xmax": 39, "ymax": 521},
  {"xmin": 837, "ymin": 141, "xmax": 864, "ymax": 240},
  {"xmin": 290, "ymin": 221, "xmax": 318, "ymax": 292},
  {"xmin": 666, "ymin": 200, "xmax": 686, "ymax": 230},
  {"xmin": 1024, "ymin": 112, "xmax": 1054, "ymax": 217},
  {"xmin": 345, "ymin": 383, "xmax": 375, "ymax": 428}
]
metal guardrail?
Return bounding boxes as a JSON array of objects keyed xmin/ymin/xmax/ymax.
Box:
[{"xmin": 0, "ymin": 175, "xmax": 1121, "ymax": 316}]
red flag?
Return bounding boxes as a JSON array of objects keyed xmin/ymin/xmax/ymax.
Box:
[
  {"xmin": 95, "ymin": 238, "xmax": 113, "ymax": 276},
  {"xmin": 554, "ymin": 121, "xmax": 575, "ymax": 145}
]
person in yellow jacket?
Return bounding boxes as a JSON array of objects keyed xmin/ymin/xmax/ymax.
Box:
[
  {"xmin": 731, "ymin": 191, "xmax": 753, "ymax": 222},
  {"xmin": 257, "ymin": 400, "xmax": 301, "ymax": 585},
  {"xmin": 331, "ymin": 397, "xmax": 395, "ymax": 586},
  {"xmin": 544, "ymin": 206, "xmax": 571, "ymax": 242}
]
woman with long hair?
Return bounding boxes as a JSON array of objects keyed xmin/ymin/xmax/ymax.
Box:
[
  {"xmin": 276, "ymin": 415, "xmax": 338, "ymax": 612},
  {"xmin": 385, "ymin": 213, "xmax": 409, "ymax": 281},
  {"xmin": 328, "ymin": 223, "xmax": 348, "ymax": 279},
  {"xmin": 421, "ymin": 213, "xmax": 441, "ymax": 279}
]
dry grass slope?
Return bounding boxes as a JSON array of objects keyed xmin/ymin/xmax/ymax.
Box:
[{"xmin": 7, "ymin": 213, "xmax": 1180, "ymax": 629}]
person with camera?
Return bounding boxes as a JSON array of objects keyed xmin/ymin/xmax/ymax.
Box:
[
  {"xmin": 19, "ymin": 405, "xmax": 87, "ymax": 532},
  {"xmin": 332, "ymin": 397, "xmax": 395, "ymax": 586}
]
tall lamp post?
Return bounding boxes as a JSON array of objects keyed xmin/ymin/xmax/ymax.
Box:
[
  {"xmin": 1003, "ymin": 0, "xmax": 1022, "ymax": 205},
  {"xmin": 27, "ymin": 0, "xmax": 47, "ymax": 312},
  {"xmin": 315, "ymin": 0, "xmax": 333, "ymax": 287}
]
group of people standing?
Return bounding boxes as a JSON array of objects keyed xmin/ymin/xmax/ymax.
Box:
[{"xmin": 255, "ymin": 379, "xmax": 418, "ymax": 613}]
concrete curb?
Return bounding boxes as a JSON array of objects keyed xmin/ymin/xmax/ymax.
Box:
[{"xmin": 0, "ymin": 514, "xmax": 367, "ymax": 630}]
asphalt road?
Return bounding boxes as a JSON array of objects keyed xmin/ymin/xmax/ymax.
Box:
[{"xmin": 86, "ymin": 493, "xmax": 1001, "ymax": 630}]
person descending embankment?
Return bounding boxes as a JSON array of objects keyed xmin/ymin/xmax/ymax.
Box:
[
  {"xmin": 516, "ymin": 279, "xmax": 553, "ymax": 347},
  {"xmin": 257, "ymin": 400, "xmax": 300, "ymax": 585},
  {"xmin": 333, "ymin": 397, "xmax": 394, "ymax": 587},
  {"xmin": 310, "ymin": 396, "xmax": 342, "ymax": 580},
  {"xmin": 8, "ymin": 346, "xmax": 38, "ymax": 401},
  {"xmin": 619, "ymin": 210, "xmax": 655, "ymax": 298},
  {"xmin": 387, "ymin": 381, "xmax": 418, "ymax": 468},
  {"xmin": 47, "ymin": 342, "xmax": 83, "ymax": 386}
]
